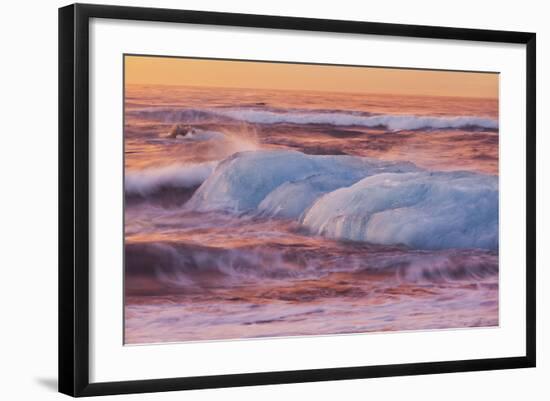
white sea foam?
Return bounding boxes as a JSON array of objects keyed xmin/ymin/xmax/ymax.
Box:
[
  {"xmin": 213, "ymin": 108, "xmax": 499, "ymax": 131},
  {"xmin": 125, "ymin": 162, "xmax": 218, "ymax": 196},
  {"xmin": 131, "ymin": 107, "xmax": 498, "ymax": 131}
]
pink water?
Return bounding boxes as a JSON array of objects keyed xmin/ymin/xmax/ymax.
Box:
[{"xmin": 124, "ymin": 84, "xmax": 498, "ymax": 344}]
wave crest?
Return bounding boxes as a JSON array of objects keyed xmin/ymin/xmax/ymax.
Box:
[
  {"xmin": 213, "ymin": 108, "xmax": 499, "ymax": 131},
  {"xmin": 125, "ymin": 162, "xmax": 217, "ymax": 196},
  {"xmin": 129, "ymin": 106, "xmax": 498, "ymax": 131},
  {"xmin": 125, "ymin": 241, "xmax": 498, "ymax": 295}
]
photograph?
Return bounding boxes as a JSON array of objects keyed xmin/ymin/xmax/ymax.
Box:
[
  {"xmin": 123, "ymin": 55, "xmax": 500, "ymax": 344},
  {"xmin": 0, "ymin": 0, "xmax": 543, "ymax": 399}
]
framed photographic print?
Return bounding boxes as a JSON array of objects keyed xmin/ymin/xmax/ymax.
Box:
[{"xmin": 58, "ymin": 3, "xmax": 536, "ymax": 397}]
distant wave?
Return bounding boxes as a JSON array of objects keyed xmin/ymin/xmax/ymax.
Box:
[
  {"xmin": 212, "ymin": 108, "xmax": 499, "ymax": 131},
  {"xmin": 128, "ymin": 108, "xmax": 225, "ymax": 123},
  {"xmin": 171, "ymin": 129, "xmax": 225, "ymax": 141},
  {"xmin": 125, "ymin": 162, "xmax": 217, "ymax": 196},
  {"xmin": 185, "ymin": 150, "xmax": 498, "ymax": 250},
  {"xmin": 129, "ymin": 106, "xmax": 498, "ymax": 131}
]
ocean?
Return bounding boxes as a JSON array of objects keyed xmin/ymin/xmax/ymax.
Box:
[{"xmin": 124, "ymin": 84, "xmax": 499, "ymax": 344}]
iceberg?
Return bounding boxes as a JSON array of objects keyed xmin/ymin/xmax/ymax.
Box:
[
  {"xmin": 186, "ymin": 150, "xmax": 418, "ymax": 215},
  {"xmin": 302, "ymin": 171, "xmax": 498, "ymax": 250},
  {"xmin": 257, "ymin": 174, "xmax": 360, "ymax": 219},
  {"xmin": 185, "ymin": 150, "xmax": 498, "ymax": 250}
]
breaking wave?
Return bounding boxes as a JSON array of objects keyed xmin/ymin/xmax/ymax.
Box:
[
  {"xmin": 125, "ymin": 241, "xmax": 498, "ymax": 294},
  {"xmin": 128, "ymin": 107, "xmax": 498, "ymax": 131},
  {"xmin": 125, "ymin": 162, "xmax": 217, "ymax": 196}
]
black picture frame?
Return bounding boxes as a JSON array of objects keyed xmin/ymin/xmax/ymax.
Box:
[{"xmin": 59, "ymin": 3, "xmax": 536, "ymax": 397}]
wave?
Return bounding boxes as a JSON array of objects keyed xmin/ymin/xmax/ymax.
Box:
[
  {"xmin": 186, "ymin": 150, "xmax": 419, "ymax": 215},
  {"xmin": 165, "ymin": 124, "xmax": 257, "ymax": 150},
  {"xmin": 125, "ymin": 162, "xmax": 217, "ymax": 196},
  {"xmin": 389, "ymin": 250, "xmax": 499, "ymax": 282},
  {"xmin": 125, "ymin": 242, "xmax": 315, "ymax": 294},
  {"xmin": 129, "ymin": 106, "xmax": 498, "ymax": 131},
  {"xmin": 212, "ymin": 108, "xmax": 499, "ymax": 131},
  {"xmin": 186, "ymin": 150, "xmax": 498, "ymax": 250},
  {"xmin": 168, "ymin": 127, "xmax": 225, "ymax": 141},
  {"xmin": 125, "ymin": 127, "xmax": 259, "ymax": 203},
  {"xmin": 128, "ymin": 108, "xmax": 228, "ymax": 123},
  {"xmin": 124, "ymin": 241, "xmax": 498, "ymax": 295}
]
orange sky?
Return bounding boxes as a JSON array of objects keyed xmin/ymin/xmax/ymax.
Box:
[{"xmin": 125, "ymin": 55, "xmax": 499, "ymax": 99}]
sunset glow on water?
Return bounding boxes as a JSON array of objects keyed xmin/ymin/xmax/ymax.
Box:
[{"xmin": 124, "ymin": 58, "xmax": 499, "ymax": 344}]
